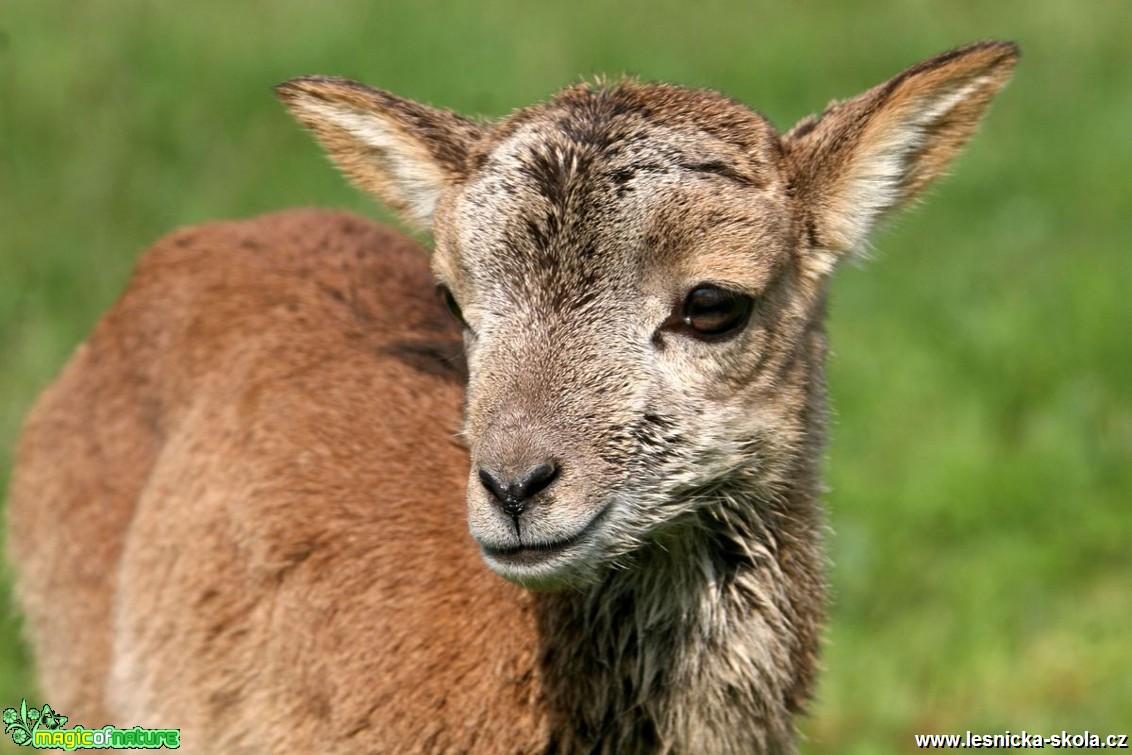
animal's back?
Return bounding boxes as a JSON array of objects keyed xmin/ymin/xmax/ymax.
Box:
[{"xmin": 8, "ymin": 208, "xmax": 545, "ymax": 753}]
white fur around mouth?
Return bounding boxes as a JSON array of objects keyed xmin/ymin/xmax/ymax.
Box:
[{"xmin": 478, "ymin": 506, "xmax": 610, "ymax": 571}]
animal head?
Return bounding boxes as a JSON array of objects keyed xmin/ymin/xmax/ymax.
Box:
[{"xmin": 278, "ymin": 41, "xmax": 1017, "ymax": 589}]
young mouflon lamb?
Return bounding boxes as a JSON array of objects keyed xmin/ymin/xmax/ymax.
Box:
[{"xmin": 9, "ymin": 41, "xmax": 1018, "ymax": 753}]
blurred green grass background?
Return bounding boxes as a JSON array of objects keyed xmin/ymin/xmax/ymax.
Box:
[{"xmin": 1, "ymin": 1, "xmax": 1129, "ymax": 751}]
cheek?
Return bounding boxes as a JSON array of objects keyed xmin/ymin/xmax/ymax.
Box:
[
  {"xmin": 633, "ymin": 362, "xmax": 767, "ymax": 472},
  {"xmin": 652, "ymin": 342, "xmax": 742, "ymax": 406},
  {"xmin": 654, "ymin": 308, "xmax": 780, "ymax": 404}
]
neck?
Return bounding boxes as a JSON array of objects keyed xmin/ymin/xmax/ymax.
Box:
[{"xmin": 534, "ymin": 480, "xmax": 825, "ymax": 755}]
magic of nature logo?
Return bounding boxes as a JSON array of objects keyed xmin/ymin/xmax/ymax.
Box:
[{"xmin": 3, "ymin": 699, "xmax": 180, "ymax": 749}]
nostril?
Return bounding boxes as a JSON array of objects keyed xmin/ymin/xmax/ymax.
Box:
[
  {"xmin": 478, "ymin": 467, "xmax": 509, "ymax": 503},
  {"xmin": 477, "ymin": 462, "xmax": 559, "ymax": 518},
  {"xmin": 515, "ymin": 462, "xmax": 558, "ymax": 499}
]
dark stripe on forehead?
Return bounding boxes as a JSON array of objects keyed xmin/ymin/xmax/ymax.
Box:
[
  {"xmin": 518, "ymin": 143, "xmax": 596, "ymax": 206},
  {"xmin": 680, "ymin": 159, "xmax": 764, "ymax": 188}
]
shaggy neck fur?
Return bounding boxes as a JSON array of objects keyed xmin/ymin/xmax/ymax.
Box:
[{"xmin": 534, "ymin": 434, "xmax": 826, "ymax": 755}]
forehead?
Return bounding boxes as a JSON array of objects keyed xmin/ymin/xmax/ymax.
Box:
[{"xmin": 436, "ymin": 82, "xmax": 787, "ymax": 296}]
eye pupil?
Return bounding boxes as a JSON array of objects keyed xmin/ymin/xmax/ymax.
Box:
[{"xmin": 680, "ymin": 285, "xmax": 752, "ymax": 338}]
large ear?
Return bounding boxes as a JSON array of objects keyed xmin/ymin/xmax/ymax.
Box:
[
  {"xmin": 782, "ymin": 41, "xmax": 1019, "ymax": 266},
  {"xmin": 275, "ymin": 77, "xmax": 485, "ymax": 229}
]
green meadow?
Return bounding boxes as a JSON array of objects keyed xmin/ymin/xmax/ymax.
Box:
[{"xmin": 1, "ymin": 1, "xmax": 1129, "ymax": 751}]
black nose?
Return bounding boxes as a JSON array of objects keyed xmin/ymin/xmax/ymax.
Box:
[{"xmin": 478, "ymin": 462, "xmax": 559, "ymax": 517}]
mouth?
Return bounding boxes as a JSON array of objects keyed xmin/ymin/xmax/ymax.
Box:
[{"xmin": 478, "ymin": 505, "xmax": 610, "ymax": 575}]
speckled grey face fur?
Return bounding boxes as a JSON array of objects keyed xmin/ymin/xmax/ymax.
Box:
[{"xmin": 432, "ymin": 91, "xmax": 812, "ymax": 589}]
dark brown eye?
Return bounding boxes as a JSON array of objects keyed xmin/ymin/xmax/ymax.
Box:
[
  {"xmin": 436, "ymin": 284, "xmax": 467, "ymax": 328},
  {"xmin": 680, "ymin": 285, "xmax": 753, "ymax": 338}
]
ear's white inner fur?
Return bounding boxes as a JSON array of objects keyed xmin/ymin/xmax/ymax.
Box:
[{"xmin": 294, "ymin": 98, "xmax": 449, "ymax": 226}]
